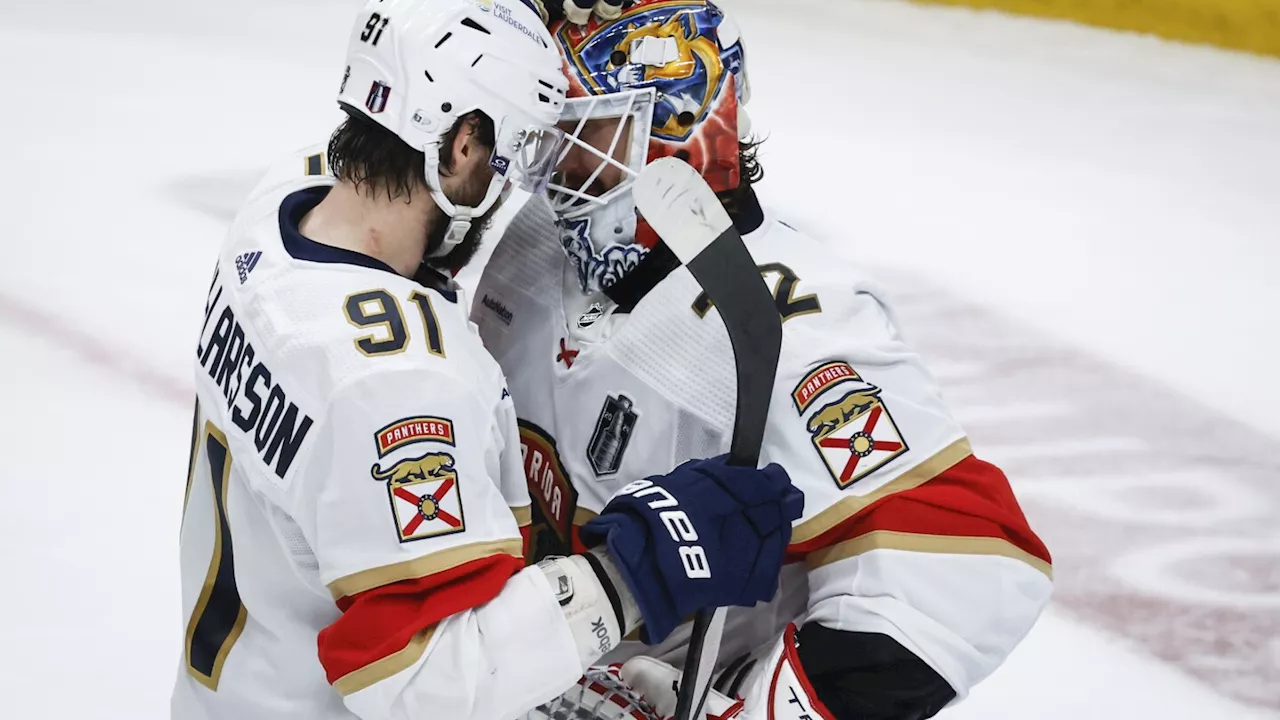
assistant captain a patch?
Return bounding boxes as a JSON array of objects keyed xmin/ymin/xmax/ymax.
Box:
[{"xmin": 806, "ymin": 386, "xmax": 908, "ymax": 490}]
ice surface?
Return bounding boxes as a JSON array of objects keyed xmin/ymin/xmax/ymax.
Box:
[{"xmin": 1, "ymin": 0, "xmax": 1277, "ymax": 716}]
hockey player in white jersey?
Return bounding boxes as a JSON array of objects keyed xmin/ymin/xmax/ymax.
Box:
[
  {"xmin": 473, "ymin": 1, "xmax": 1054, "ymax": 718},
  {"xmin": 173, "ymin": 1, "xmax": 804, "ymax": 718}
]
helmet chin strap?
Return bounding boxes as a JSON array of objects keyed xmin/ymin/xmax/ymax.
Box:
[
  {"xmin": 424, "ymin": 167, "xmax": 505, "ymax": 259},
  {"xmin": 438, "ymin": 208, "xmax": 474, "ymax": 258}
]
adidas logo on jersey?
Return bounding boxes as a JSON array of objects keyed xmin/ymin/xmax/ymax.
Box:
[{"xmin": 235, "ymin": 251, "xmax": 262, "ymax": 284}]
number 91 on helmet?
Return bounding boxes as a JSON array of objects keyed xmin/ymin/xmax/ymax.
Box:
[{"xmin": 337, "ymin": 0, "xmax": 570, "ymax": 256}]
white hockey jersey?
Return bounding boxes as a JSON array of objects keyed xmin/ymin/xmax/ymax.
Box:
[
  {"xmin": 473, "ymin": 196, "xmax": 1054, "ymax": 701},
  {"xmin": 173, "ymin": 149, "xmax": 583, "ymax": 720}
]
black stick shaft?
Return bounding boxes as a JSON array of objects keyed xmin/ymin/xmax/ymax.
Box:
[{"xmin": 672, "ymin": 226, "xmax": 782, "ymax": 720}]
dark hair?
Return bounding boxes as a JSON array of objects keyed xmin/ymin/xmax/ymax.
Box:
[
  {"xmin": 720, "ymin": 137, "xmax": 765, "ymax": 218},
  {"xmin": 327, "ymin": 107, "xmax": 496, "ymax": 202}
]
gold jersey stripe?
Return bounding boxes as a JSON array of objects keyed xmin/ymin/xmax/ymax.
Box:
[
  {"xmin": 305, "ymin": 153, "xmax": 326, "ymax": 177},
  {"xmin": 328, "ymin": 538, "xmax": 523, "ymax": 600},
  {"xmin": 333, "ymin": 626, "xmax": 437, "ymax": 697},
  {"xmin": 510, "ymin": 505, "xmax": 533, "ymax": 527},
  {"xmin": 805, "ymin": 529, "xmax": 1053, "ymax": 579},
  {"xmin": 791, "ymin": 437, "xmax": 973, "ymax": 546}
]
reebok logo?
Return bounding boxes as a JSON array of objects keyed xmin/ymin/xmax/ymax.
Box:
[
  {"xmin": 481, "ymin": 295, "xmax": 513, "ymax": 325},
  {"xmin": 590, "ymin": 617, "xmax": 613, "ymax": 654},
  {"xmin": 235, "ymin": 251, "xmax": 262, "ymax": 284}
]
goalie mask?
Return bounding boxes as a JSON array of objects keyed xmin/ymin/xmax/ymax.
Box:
[{"xmin": 548, "ymin": 0, "xmax": 752, "ymax": 293}]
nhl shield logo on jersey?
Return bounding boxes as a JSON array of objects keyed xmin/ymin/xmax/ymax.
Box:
[
  {"xmin": 371, "ymin": 452, "xmax": 466, "ymax": 542},
  {"xmin": 577, "ymin": 302, "xmax": 605, "ymax": 329},
  {"xmin": 588, "ymin": 394, "xmax": 637, "ymax": 477},
  {"xmin": 800, "ymin": 365, "xmax": 909, "ymax": 490}
]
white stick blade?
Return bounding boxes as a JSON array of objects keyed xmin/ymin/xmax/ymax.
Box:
[{"xmin": 633, "ymin": 157, "xmax": 734, "ymax": 265}]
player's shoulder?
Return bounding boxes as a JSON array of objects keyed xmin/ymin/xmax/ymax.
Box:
[
  {"xmin": 211, "ymin": 147, "xmax": 502, "ymax": 403},
  {"xmin": 241, "ymin": 144, "xmax": 334, "ymax": 216},
  {"xmin": 244, "ymin": 264, "xmax": 499, "ymax": 398},
  {"xmin": 745, "ymin": 214, "xmax": 885, "ymax": 301},
  {"xmin": 218, "ymin": 144, "xmax": 335, "ymax": 281},
  {"xmin": 743, "ymin": 213, "xmax": 902, "ymax": 352}
]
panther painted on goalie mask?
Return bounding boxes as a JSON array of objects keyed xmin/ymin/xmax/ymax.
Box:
[{"xmin": 552, "ymin": 0, "xmax": 747, "ymax": 193}]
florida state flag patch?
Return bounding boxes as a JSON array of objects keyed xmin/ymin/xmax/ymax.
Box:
[
  {"xmin": 371, "ymin": 452, "xmax": 465, "ymax": 542},
  {"xmin": 370, "ymin": 416, "xmax": 464, "ymax": 543},
  {"xmin": 805, "ymin": 381, "xmax": 908, "ymax": 490}
]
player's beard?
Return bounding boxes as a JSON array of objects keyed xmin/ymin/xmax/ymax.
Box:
[{"xmin": 422, "ymin": 167, "xmax": 501, "ymax": 272}]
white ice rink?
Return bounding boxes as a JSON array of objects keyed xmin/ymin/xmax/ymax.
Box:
[{"xmin": 2, "ymin": 0, "xmax": 1278, "ymax": 717}]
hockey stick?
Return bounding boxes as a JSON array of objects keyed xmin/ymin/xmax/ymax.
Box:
[{"xmin": 633, "ymin": 158, "xmax": 784, "ymax": 720}]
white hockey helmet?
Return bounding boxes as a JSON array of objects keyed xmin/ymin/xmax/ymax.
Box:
[{"xmin": 337, "ymin": 0, "xmax": 569, "ymax": 256}]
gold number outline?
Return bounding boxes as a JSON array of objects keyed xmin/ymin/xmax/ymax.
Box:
[
  {"xmin": 408, "ymin": 290, "xmax": 447, "ymax": 358},
  {"xmin": 345, "ymin": 290, "xmax": 410, "ymax": 357},
  {"xmin": 692, "ymin": 262, "xmax": 823, "ymax": 322},
  {"xmin": 345, "ymin": 289, "xmax": 448, "ymax": 359}
]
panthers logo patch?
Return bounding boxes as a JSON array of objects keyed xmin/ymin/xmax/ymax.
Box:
[
  {"xmin": 370, "ymin": 416, "xmax": 464, "ymax": 542},
  {"xmin": 799, "ymin": 364, "xmax": 909, "ymax": 490}
]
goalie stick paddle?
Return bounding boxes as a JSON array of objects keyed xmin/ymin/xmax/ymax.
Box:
[{"xmin": 633, "ymin": 157, "xmax": 784, "ymax": 720}]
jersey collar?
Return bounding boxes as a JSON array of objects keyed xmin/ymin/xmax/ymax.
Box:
[{"xmin": 279, "ymin": 187, "xmax": 458, "ymax": 304}]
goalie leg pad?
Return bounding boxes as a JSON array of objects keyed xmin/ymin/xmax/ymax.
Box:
[{"xmin": 739, "ymin": 624, "xmax": 837, "ymax": 720}]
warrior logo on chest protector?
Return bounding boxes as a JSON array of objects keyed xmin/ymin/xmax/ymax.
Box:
[
  {"xmin": 588, "ymin": 394, "xmax": 638, "ymax": 477},
  {"xmin": 519, "ymin": 420, "xmax": 582, "ymax": 562}
]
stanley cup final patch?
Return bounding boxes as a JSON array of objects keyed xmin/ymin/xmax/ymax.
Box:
[
  {"xmin": 370, "ymin": 417, "xmax": 464, "ymax": 543},
  {"xmin": 588, "ymin": 394, "xmax": 638, "ymax": 477},
  {"xmin": 798, "ymin": 365, "xmax": 908, "ymax": 490},
  {"xmin": 366, "ymin": 81, "xmax": 391, "ymax": 114}
]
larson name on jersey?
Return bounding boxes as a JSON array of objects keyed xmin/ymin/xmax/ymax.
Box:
[{"xmin": 196, "ymin": 266, "xmax": 314, "ymax": 480}]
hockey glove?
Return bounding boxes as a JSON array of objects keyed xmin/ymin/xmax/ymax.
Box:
[{"xmin": 580, "ymin": 456, "xmax": 804, "ymax": 644}]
